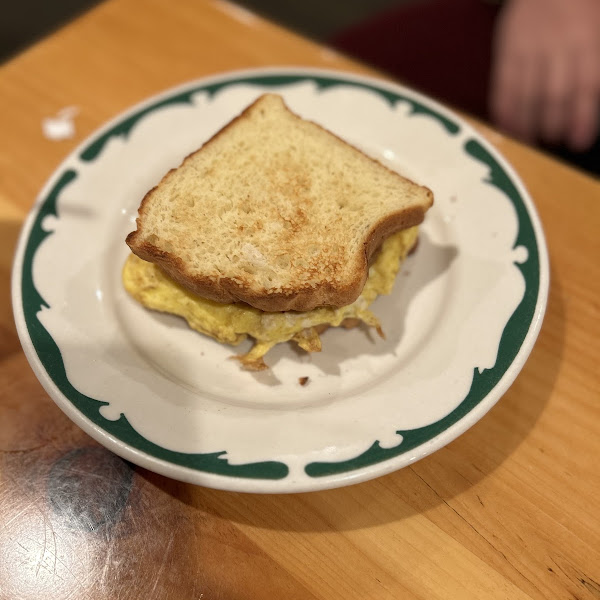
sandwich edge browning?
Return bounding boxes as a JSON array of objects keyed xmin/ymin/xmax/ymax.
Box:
[
  {"xmin": 126, "ymin": 204, "xmax": 429, "ymax": 312},
  {"xmin": 126, "ymin": 94, "xmax": 433, "ymax": 312}
]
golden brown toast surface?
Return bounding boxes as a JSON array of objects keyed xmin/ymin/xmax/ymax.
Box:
[{"xmin": 126, "ymin": 94, "xmax": 433, "ymax": 311}]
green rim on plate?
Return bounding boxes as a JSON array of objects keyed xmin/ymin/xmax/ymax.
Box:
[{"xmin": 17, "ymin": 71, "xmax": 543, "ymax": 485}]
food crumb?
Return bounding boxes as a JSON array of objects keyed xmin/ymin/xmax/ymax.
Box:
[{"xmin": 298, "ymin": 376, "xmax": 309, "ymax": 386}]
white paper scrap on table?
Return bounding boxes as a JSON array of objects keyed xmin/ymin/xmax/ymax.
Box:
[{"xmin": 42, "ymin": 106, "xmax": 79, "ymax": 141}]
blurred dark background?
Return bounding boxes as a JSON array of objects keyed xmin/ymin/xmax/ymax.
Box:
[
  {"xmin": 1, "ymin": 0, "xmax": 102, "ymax": 62},
  {"xmin": 0, "ymin": 0, "xmax": 400, "ymax": 62},
  {"xmin": 2, "ymin": 0, "xmax": 598, "ymax": 175}
]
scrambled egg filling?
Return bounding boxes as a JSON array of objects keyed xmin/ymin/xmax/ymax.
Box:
[{"xmin": 122, "ymin": 226, "xmax": 418, "ymax": 370}]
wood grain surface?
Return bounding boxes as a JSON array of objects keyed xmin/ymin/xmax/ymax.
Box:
[{"xmin": 1, "ymin": 1, "xmax": 599, "ymax": 599}]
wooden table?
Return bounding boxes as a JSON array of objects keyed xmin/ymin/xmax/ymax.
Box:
[{"xmin": 1, "ymin": 1, "xmax": 599, "ymax": 598}]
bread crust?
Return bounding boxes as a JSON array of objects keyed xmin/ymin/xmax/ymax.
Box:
[{"xmin": 126, "ymin": 94, "xmax": 433, "ymax": 312}]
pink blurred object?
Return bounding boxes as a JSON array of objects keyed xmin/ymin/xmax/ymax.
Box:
[{"xmin": 331, "ymin": 0, "xmax": 500, "ymax": 121}]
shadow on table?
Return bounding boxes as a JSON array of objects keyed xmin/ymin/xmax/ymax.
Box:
[
  {"xmin": 145, "ymin": 260, "xmax": 564, "ymax": 532},
  {"xmin": 7, "ymin": 201, "xmax": 562, "ymax": 535},
  {"xmin": 3, "ymin": 202, "xmax": 558, "ymax": 595}
]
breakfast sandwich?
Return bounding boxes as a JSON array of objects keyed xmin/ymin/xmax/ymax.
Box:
[{"xmin": 123, "ymin": 93, "xmax": 433, "ymax": 370}]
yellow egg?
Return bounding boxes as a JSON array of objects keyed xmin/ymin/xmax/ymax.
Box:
[{"xmin": 122, "ymin": 226, "xmax": 418, "ymax": 370}]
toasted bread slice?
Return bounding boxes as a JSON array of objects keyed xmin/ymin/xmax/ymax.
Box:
[{"xmin": 126, "ymin": 93, "xmax": 433, "ymax": 311}]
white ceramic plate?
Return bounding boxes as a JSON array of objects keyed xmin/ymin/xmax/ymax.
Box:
[{"xmin": 12, "ymin": 68, "xmax": 549, "ymax": 493}]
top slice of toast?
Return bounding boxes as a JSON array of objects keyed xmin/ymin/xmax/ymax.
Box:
[{"xmin": 126, "ymin": 93, "xmax": 433, "ymax": 312}]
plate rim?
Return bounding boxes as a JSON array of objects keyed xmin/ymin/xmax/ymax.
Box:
[{"xmin": 11, "ymin": 66, "xmax": 550, "ymax": 493}]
